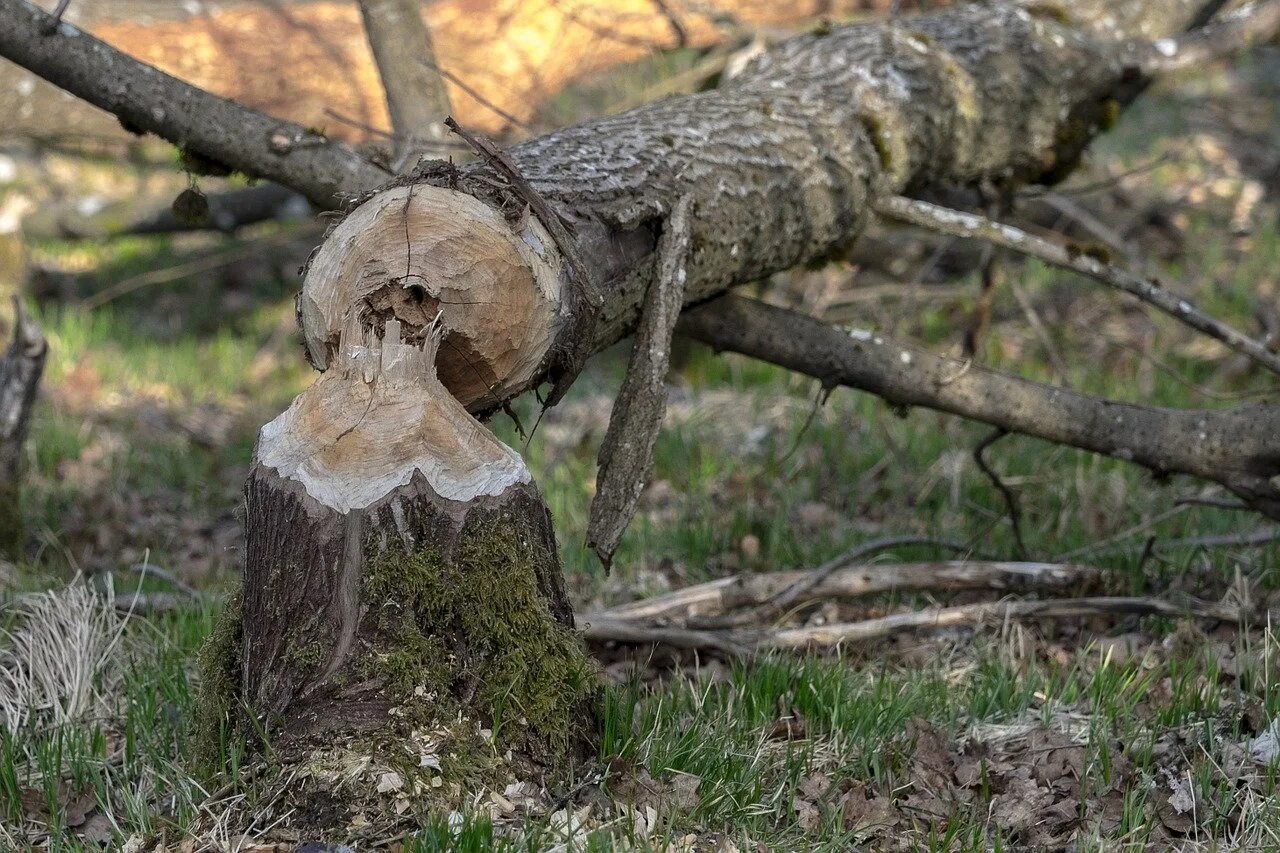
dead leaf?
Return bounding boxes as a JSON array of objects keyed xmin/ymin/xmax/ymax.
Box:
[
  {"xmin": 840, "ymin": 781, "xmax": 900, "ymax": 834},
  {"xmin": 77, "ymin": 812, "xmax": 114, "ymax": 845},
  {"xmin": 792, "ymin": 795, "xmax": 820, "ymax": 830},
  {"xmin": 989, "ymin": 776, "xmax": 1053, "ymax": 833}
]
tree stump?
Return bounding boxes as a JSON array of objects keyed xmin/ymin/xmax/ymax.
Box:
[{"xmin": 198, "ymin": 187, "xmax": 593, "ymax": 833}]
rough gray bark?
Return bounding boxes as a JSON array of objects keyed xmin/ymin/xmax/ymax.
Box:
[
  {"xmin": 353, "ymin": 0, "xmax": 1232, "ymax": 408},
  {"xmin": 587, "ymin": 195, "xmax": 691, "ymax": 569},
  {"xmin": 357, "ymin": 0, "xmax": 454, "ymax": 171},
  {"xmin": 678, "ymin": 295, "xmax": 1280, "ymax": 519},
  {"xmin": 0, "ymin": 298, "xmax": 47, "ymax": 557},
  {"xmin": 0, "ymin": 0, "xmax": 390, "ymax": 208}
]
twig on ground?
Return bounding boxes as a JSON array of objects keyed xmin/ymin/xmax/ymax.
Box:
[
  {"xmin": 874, "ymin": 195, "xmax": 1280, "ymax": 376},
  {"xmin": 694, "ymin": 536, "xmax": 986, "ymax": 628},
  {"xmin": 585, "ymin": 595, "xmax": 1255, "ymax": 654},
  {"xmin": 765, "ymin": 596, "xmax": 1248, "ymax": 650},
  {"xmin": 601, "ymin": 558, "xmax": 1089, "ymax": 624},
  {"xmin": 974, "ymin": 428, "xmax": 1030, "ymax": 559}
]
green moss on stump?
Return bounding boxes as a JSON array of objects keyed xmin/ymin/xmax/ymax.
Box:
[
  {"xmin": 193, "ymin": 592, "xmax": 244, "ymax": 772},
  {"xmin": 362, "ymin": 515, "xmax": 598, "ymax": 759},
  {"xmin": 195, "ymin": 506, "xmax": 597, "ymax": 778}
]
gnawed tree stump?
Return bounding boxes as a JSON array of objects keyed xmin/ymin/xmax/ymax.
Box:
[{"xmin": 198, "ymin": 201, "xmax": 593, "ymax": 824}]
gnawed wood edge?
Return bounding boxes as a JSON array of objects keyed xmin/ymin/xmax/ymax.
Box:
[
  {"xmin": 258, "ymin": 318, "xmax": 530, "ymax": 513},
  {"xmin": 299, "ymin": 185, "xmax": 563, "ymax": 411}
]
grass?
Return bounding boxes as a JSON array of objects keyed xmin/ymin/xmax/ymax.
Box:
[{"xmin": 2, "ymin": 45, "xmax": 1280, "ymax": 852}]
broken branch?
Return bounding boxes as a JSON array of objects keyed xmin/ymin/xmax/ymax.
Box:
[
  {"xmin": 679, "ymin": 295, "xmax": 1280, "ymax": 519},
  {"xmin": 874, "ymin": 195, "xmax": 1280, "ymax": 376}
]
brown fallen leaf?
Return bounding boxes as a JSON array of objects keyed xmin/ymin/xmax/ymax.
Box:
[{"xmin": 840, "ymin": 781, "xmax": 900, "ymax": 834}]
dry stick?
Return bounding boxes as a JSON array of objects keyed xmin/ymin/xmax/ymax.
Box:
[
  {"xmin": 678, "ymin": 296, "xmax": 1280, "ymax": 519},
  {"xmin": 584, "ymin": 595, "xmax": 1255, "ymax": 653},
  {"xmin": 601, "ymin": 558, "xmax": 1083, "ymax": 623},
  {"xmin": 973, "ymin": 428, "xmax": 1030, "ymax": 559},
  {"xmin": 766, "ymin": 596, "xmax": 1250, "ymax": 650},
  {"xmin": 874, "ymin": 195, "xmax": 1280, "ymax": 377},
  {"xmin": 588, "ymin": 195, "xmax": 692, "ymax": 569},
  {"xmin": 694, "ymin": 536, "xmax": 983, "ymax": 628}
]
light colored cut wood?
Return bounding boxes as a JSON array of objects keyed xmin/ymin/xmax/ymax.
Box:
[
  {"xmin": 300, "ymin": 185, "xmax": 562, "ymax": 410},
  {"xmin": 258, "ymin": 318, "xmax": 530, "ymax": 512}
]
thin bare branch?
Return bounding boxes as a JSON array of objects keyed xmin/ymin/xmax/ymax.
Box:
[
  {"xmin": 874, "ymin": 195, "xmax": 1280, "ymax": 376},
  {"xmin": 680, "ymin": 296, "xmax": 1280, "ymax": 519},
  {"xmin": 1141, "ymin": 0, "xmax": 1280, "ymax": 73},
  {"xmin": 0, "ymin": 0, "xmax": 389, "ymax": 208}
]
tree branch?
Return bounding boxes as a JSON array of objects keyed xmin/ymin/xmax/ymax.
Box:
[
  {"xmin": 874, "ymin": 195, "xmax": 1280, "ymax": 376},
  {"xmin": 357, "ymin": 0, "xmax": 454, "ymax": 172},
  {"xmin": 679, "ymin": 295, "xmax": 1280, "ymax": 519},
  {"xmin": 0, "ymin": 0, "xmax": 389, "ymax": 208},
  {"xmin": 1141, "ymin": 0, "xmax": 1280, "ymax": 73}
]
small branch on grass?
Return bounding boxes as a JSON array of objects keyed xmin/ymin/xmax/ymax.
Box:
[
  {"xmin": 681, "ymin": 296, "xmax": 1280, "ymax": 519},
  {"xmin": 693, "ymin": 536, "xmax": 985, "ymax": 628},
  {"xmin": 873, "ymin": 195, "xmax": 1280, "ymax": 377},
  {"xmin": 601, "ymin": 559, "xmax": 1091, "ymax": 623},
  {"xmin": 764, "ymin": 595, "xmax": 1249, "ymax": 651},
  {"xmin": 585, "ymin": 594, "xmax": 1257, "ymax": 654}
]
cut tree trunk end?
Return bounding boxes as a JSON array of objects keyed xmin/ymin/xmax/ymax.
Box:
[{"xmin": 200, "ymin": 319, "xmax": 597, "ymax": 834}]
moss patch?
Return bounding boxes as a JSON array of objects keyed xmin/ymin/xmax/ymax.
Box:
[
  {"xmin": 192, "ymin": 592, "xmax": 244, "ymax": 773},
  {"xmin": 362, "ymin": 509, "xmax": 598, "ymax": 761}
]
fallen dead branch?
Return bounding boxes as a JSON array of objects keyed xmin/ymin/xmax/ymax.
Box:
[
  {"xmin": 599, "ymin": 560, "xmax": 1095, "ymax": 623},
  {"xmin": 584, "ymin": 594, "xmax": 1258, "ymax": 654},
  {"xmin": 680, "ymin": 296, "xmax": 1280, "ymax": 519},
  {"xmin": 874, "ymin": 195, "xmax": 1280, "ymax": 376}
]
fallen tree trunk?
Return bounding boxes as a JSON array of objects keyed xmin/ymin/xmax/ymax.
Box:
[{"xmin": 296, "ymin": 0, "xmax": 1222, "ymax": 407}]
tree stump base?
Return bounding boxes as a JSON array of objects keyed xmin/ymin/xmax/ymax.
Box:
[{"xmin": 197, "ymin": 321, "xmax": 596, "ymax": 834}]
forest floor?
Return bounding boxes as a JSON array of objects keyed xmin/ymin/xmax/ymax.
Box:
[{"xmin": 1, "ymin": 35, "xmax": 1280, "ymax": 853}]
